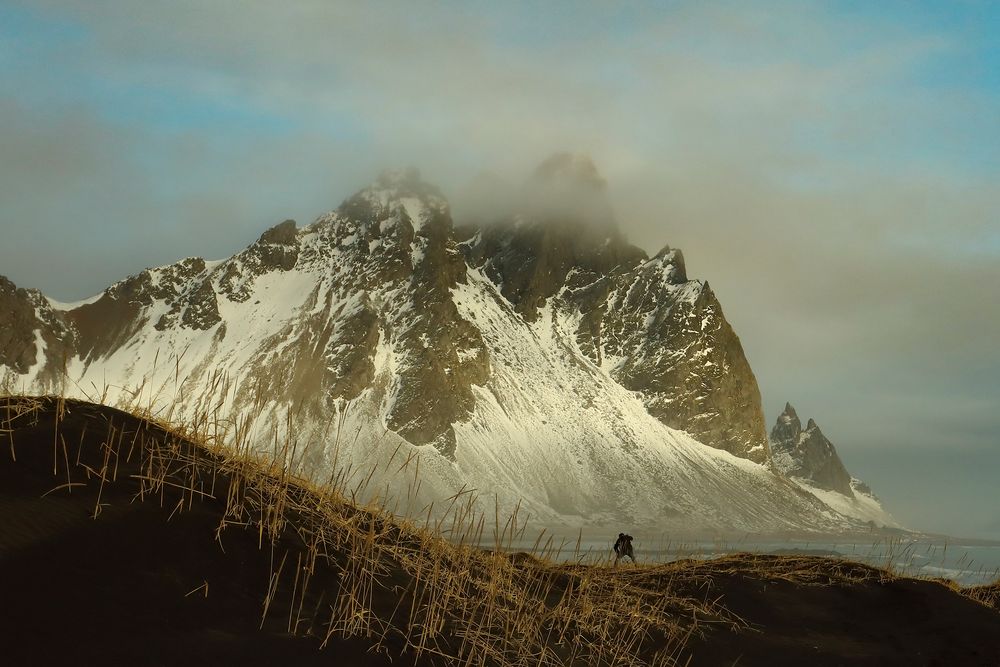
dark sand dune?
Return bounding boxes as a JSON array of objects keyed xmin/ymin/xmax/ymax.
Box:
[
  {"xmin": 1, "ymin": 397, "xmax": 998, "ymax": 666},
  {"xmin": 1, "ymin": 398, "xmax": 412, "ymax": 666}
]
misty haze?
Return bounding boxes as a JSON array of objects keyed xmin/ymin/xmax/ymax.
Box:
[{"xmin": 1, "ymin": 2, "xmax": 998, "ymax": 665}]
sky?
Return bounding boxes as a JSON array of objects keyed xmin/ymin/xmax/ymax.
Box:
[{"xmin": 1, "ymin": 1, "xmax": 997, "ymax": 537}]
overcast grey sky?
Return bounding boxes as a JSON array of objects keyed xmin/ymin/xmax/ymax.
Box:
[{"xmin": 1, "ymin": 1, "xmax": 997, "ymax": 537}]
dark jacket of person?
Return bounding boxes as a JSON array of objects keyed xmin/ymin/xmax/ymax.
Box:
[{"xmin": 614, "ymin": 533, "xmax": 634, "ymax": 556}]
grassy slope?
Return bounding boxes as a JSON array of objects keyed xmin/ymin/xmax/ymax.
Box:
[{"xmin": 1, "ymin": 396, "xmax": 998, "ymax": 666}]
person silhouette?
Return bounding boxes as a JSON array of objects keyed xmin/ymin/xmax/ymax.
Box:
[{"xmin": 613, "ymin": 532, "xmax": 635, "ymax": 565}]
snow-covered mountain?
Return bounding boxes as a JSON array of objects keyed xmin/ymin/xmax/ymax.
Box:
[{"xmin": 0, "ymin": 162, "xmax": 897, "ymax": 533}]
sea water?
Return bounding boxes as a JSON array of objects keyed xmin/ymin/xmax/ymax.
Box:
[{"xmin": 504, "ymin": 536, "xmax": 1000, "ymax": 586}]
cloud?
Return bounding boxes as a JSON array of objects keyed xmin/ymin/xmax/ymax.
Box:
[
  {"xmin": 1, "ymin": 0, "xmax": 997, "ymax": 537},
  {"xmin": 0, "ymin": 98, "xmax": 370, "ymax": 298}
]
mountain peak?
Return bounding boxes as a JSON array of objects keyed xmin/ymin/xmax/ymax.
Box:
[
  {"xmin": 523, "ymin": 153, "xmax": 613, "ymax": 227},
  {"xmin": 531, "ymin": 152, "xmax": 606, "ymax": 191},
  {"xmin": 356, "ymin": 168, "xmax": 448, "ymax": 208},
  {"xmin": 771, "ymin": 406, "xmax": 853, "ymax": 496},
  {"xmin": 336, "ymin": 170, "xmax": 449, "ymax": 230},
  {"xmin": 375, "ymin": 166, "xmax": 423, "ymax": 188},
  {"xmin": 652, "ymin": 246, "xmax": 688, "ymax": 283},
  {"xmin": 771, "ymin": 402, "xmax": 803, "ymax": 450},
  {"xmin": 771, "ymin": 402, "xmax": 802, "ymax": 428}
]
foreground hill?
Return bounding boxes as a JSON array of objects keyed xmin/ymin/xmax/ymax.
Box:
[
  {"xmin": 1, "ymin": 397, "xmax": 996, "ymax": 666},
  {"xmin": 0, "ymin": 163, "xmax": 892, "ymax": 532}
]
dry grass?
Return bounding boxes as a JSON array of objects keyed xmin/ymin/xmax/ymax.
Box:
[
  {"xmin": 963, "ymin": 581, "xmax": 1000, "ymax": 610},
  {"xmin": 4, "ymin": 392, "xmax": 751, "ymax": 666},
  {"xmin": 5, "ymin": 385, "xmax": 1000, "ymax": 666}
]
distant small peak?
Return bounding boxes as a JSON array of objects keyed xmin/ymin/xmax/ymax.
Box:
[
  {"xmin": 783, "ymin": 402, "xmax": 797, "ymax": 418},
  {"xmin": 806, "ymin": 418, "xmax": 818, "ymax": 430}
]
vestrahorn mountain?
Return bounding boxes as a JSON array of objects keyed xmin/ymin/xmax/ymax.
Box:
[{"xmin": 0, "ymin": 158, "xmax": 895, "ymax": 533}]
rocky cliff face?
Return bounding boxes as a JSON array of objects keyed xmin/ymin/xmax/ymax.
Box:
[
  {"xmin": 0, "ymin": 276, "xmax": 76, "ymax": 387},
  {"xmin": 770, "ymin": 403, "xmax": 854, "ymax": 495},
  {"xmin": 6, "ymin": 170, "xmax": 490, "ymax": 457},
  {"xmin": 0, "ymin": 160, "xmax": 891, "ymax": 531},
  {"xmin": 318, "ymin": 171, "xmax": 490, "ymax": 456},
  {"xmin": 460, "ymin": 155, "xmax": 769, "ymax": 462},
  {"xmin": 0, "ymin": 276, "xmax": 43, "ymax": 375}
]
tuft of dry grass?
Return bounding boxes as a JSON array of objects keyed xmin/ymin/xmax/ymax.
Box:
[{"xmin": 963, "ymin": 581, "xmax": 1000, "ymax": 610}]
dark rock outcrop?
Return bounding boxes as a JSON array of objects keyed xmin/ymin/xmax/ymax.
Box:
[
  {"xmin": 0, "ymin": 276, "xmax": 77, "ymax": 386},
  {"xmin": 327, "ymin": 173, "xmax": 490, "ymax": 456},
  {"xmin": 218, "ymin": 221, "xmax": 300, "ymax": 302},
  {"xmin": 770, "ymin": 403, "xmax": 854, "ymax": 495},
  {"xmin": 0, "ymin": 276, "xmax": 42, "ymax": 375},
  {"xmin": 464, "ymin": 218, "xmax": 645, "ymax": 322},
  {"xmin": 601, "ymin": 269, "xmax": 770, "ymax": 463},
  {"xmin": 259, "ymin": 219, "xmax": 298, "ymax": 245}
]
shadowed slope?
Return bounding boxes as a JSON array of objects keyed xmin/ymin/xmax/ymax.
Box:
[
  {"xmin": 0, "ymin": 396, "xmax": 702, "ymax": 666},
  {"xmin": 1, "ymin": 397, "xmax": 997, "ymax": 666},
  {"xmin": 0, "ymin": 397, "xmax": 416, "ymax": 665}
]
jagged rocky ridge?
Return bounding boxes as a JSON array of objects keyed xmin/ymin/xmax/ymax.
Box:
[
  {"xmin": 0, "ymin": 163, "xmax": 894, "ymax": 532},
  {"xmin": 460, "ymin": 154, "xmax": 768, "ymax": 462},
  {"xmin": 770, "ymin": 403, "xmax": 892, "ymax": 526},
  {"xmin": 770, "ymin": 403, "xmax": 853, "ymax": 495}
]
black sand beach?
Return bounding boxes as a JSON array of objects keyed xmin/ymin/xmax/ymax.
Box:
[{"xmin": 2, "ymin": 397, "xmax": 998, "ymax": 666}]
